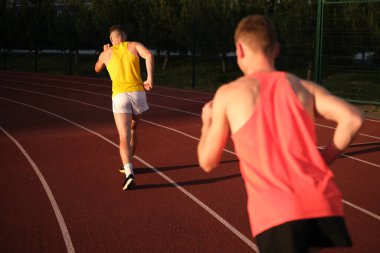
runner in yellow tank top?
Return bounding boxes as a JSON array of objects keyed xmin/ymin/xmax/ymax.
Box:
[
  {"xmin": 106, "ymin": 41, "xmax": 145, "ymax": 96},
  {"xmin": 95, "ymin": 25, "xmax": 154, "ymax": 190}
]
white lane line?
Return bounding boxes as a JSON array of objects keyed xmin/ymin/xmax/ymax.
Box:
[
  {"xmin": 0, "ymin": 76, "xmax": 109, "ymax": 88},
  {"xmin": 141, "ymin": 120, "xmax": 236, "ymax": 156},
  {"xmin": 1, "ymin": 91, "xmax": 379, "ymax": 222},
  {"xmin": 340, "ymin": 153, "xmax": 380, "ymax": 169},
  {"xmin": 0, "ymin": 77, "xmax": 209, "ymax": 102},
  {"xmin": 0, "ymin": 86, "xmax": 233, "ymax": 155},
  {"xmin": 357, "ymin": 133, "xmax": 380, "ymax": 141},
  {"xmin": 153, "ymin": 85, "xmax": 213, "ymax": 95},
  {"xmin": 315, "ymin": 123, "xmax": 380, "ymax": 141},
  {"xmin": 1, "ymin": 77, "xmax": 379, "ymax": 139},
  {"xmin": 0, "ymin": 83, "xmax": 201, "ymax": 117},
  {"xmin": 149, "ymin": 92, "xmax": 205, "ymax": 103},
  {"xmin": 0, "ymin": 73, "xmax": 214, "ymax": 95},
  {"xmin": 342, "ymin": 200, "xmax": 380, "ymax": 221},
  {"xmin": 133, "ymin": 157, "xmax": 258, "ymax": 251},
  {"xmin": 1, "ymin": 74, "xmax": 378, "ymax": 124},
  {"xmin": 366, "ymin": 118, "xmax": 380, "ymax": 123},
  {"xmin": 1, "ymin": 85, "xmax": 379, "ymax": 167},
  {"xmin": 0, "ymin": 127, "xmax": 75, "ymax": 253},
  {"xmin": 0, "ymin": 79, "xmax": 110, "ymax": 97},
  {"xmin": 0, "ymin": 96, "xmax": 258, "ymax": 252},
  {"xmin": 317, "ymin": 146, "xmax": 380, "ymax": 169},
  {"xmin": 347, "ymin": 141, "xmax": 380, "ymax": 147}
]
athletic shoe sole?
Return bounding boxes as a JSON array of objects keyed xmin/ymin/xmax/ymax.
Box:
[{"xmin": 123, "ymin": 176, "xmax": 136, "ymax": 190}]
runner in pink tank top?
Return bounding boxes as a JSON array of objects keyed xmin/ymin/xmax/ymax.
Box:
[
  {"xmin": 198, "ymin": 16, "xmax": 363, "ymax": 253},
  {"xmin": 232, "ymin": 71, "xmax": 343, "ymax": 236}
]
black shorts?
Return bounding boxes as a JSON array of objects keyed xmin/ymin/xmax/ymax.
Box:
[{"xmin": 255, "ymin": 216, "xmax": 352, "ymax": 253}]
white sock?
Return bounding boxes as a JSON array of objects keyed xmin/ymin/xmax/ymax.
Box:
[{"xmin": 123, "ymin": 163, "xmax": 134, "ymax": 177}]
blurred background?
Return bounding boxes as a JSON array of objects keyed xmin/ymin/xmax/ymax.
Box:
[{"xmin": 1, "ymin": 0, "xmax": 379, "ymax": 108}]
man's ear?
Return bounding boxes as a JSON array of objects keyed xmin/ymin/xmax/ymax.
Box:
[
  {"xmin": 236, "ymin": 42, "xmax": 245, "ymax": 59},
  {"xmin": 109, "ymin": 35, "xmax": 113, "ymax": 43}
]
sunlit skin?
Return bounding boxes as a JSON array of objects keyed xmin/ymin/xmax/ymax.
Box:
[
  {"xmin": 95, "ymin": 29, "xmax": 154, "ymax": 165},
  {"xmin": 197, "ymin": 16, "xmax": 363, "ymax": 253},
  {"xmin": 197, "ymin": 27, "xmax": 363, "ymax": 173}
]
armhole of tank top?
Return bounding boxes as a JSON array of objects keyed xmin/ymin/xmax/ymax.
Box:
[
  {"xmin": 284, "ymin": 75, "xmax": 315, "ymax": 125},
  {"xmin": 125, "ymin": 42, "xmax": 139, "ymax": 60},
  {"xmin": 105, "ymin": 49, "xmax": 112, "ymax": 67},
  {"xmin": 231, "ymin": 79, "xmax": 262, "ymax": 138}
]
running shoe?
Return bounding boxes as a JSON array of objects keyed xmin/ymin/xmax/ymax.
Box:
[{"xmin": 122, "ymin": 174, "xmax": 136, "ymax": 190}]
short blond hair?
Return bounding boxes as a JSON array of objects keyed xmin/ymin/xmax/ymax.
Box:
[{"xmin": 234, "ymin": 15, "xmax": 277, "ymax": 56}]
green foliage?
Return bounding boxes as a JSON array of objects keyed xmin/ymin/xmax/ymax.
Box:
[{"xmin": 2, "ymin": 0, "xmax": 379, "ymax": 104}]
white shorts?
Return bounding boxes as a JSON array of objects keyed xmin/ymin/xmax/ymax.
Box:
[{"xmin": 112, "ymin": 91, "xmax": 149, "ymax": 114}]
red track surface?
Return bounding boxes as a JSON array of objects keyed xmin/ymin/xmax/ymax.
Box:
[{"xmin": 0, "ymin": 70, "xmax": 379, "ymax": 253}]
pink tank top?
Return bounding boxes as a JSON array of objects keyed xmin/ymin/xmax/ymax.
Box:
[{"xmin": 231, "ymin": 72, "xmax": 344, "ymax": 236}]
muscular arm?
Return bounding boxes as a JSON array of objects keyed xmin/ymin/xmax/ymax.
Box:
[
  {"xmin": 95, "ymin": 44, "xmax": 110, "ymax": 73},
  {"xmin": 197, "ymin": 86, "xmax": 230, "ymax": 172},
  {"xmin": 136, "ymin": 42, "xmax": 154, "ymax": 90},
  {"xmin": 94, "ymin": 52, "xmax": 106, "ymax": 73},
  {"xmin": 311, "ymin": 82, "xmax": 364, "ymax": 164}
]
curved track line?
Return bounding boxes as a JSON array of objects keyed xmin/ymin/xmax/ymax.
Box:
[
  {"xmin": 0, "ymin": 78, "xmax": 208, "ymax": 102},
  {"xmin": 342, "ymin": 200, "xmax": 380, "ymax": 221},
  {"xmin": 0, "ymin": 97, "xmax": 259, "ymax": 252},
  {"xmin": 366, "ymin": 118, "xmax": 380, "ymax": 123},
  {"xmin": 0, "ymin": 127, "xmax": 75, "ymax": 253},
  {"xmin": 0, "ymin": 74, "xmax": 214, "ymax": 95},
  {"xmin": 0, "ymin": 82, "xmax": 202, "ymax": 117},
  {"xmin": 6, "ymin": 85, "xmax": 378, "ymax": 164},
  {"xmin": 148, "ymin": 92, "xmax": 205, "ymax": 103},
  {"xmin": 0, "ymin": 86, "xmax": 233, "ymax": 154},
  {"xmin": 0, "ymin": 85, "xmax": 378, "ymax": 168},
  {"xmin": 1, "ymin": 77, "xmax": 379, "ymax": 140},
  {"xmin": 1, "ymin": 90, "xmax": 379, "ymax": 221},
  {"xmin": 1, "ymin": 74, "xmax": 378, "ymax": 123},
  {"xmin": 340, "ymin": 153, "xmax": 380, "ymax": 169}
]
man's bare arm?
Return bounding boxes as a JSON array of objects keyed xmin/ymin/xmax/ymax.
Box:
[
  {"xmin": 95, "ymin": 44, "xmax": 110, "ymax": 73},
  {"xmin": 94, "ymin": 52, "xmax": 106, "ymax": 73},
  {"xmin": 136, "ymin": 42, "xmax": 154, "ymax": 90},
  {"xmin": 311, "ymin": 83, "xmax": 364, "ymax": 164},
  {"xmin": 198, "ymin": 86, "xmax": 230, "ymax": 172}
]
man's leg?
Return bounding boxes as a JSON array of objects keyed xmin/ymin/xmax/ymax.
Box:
[
  {"xmin": 130, "ymin": 113, "xmax": 142, "ymax": 158},
  {"xmin": 118, "ymin": 113, "xmax": 142, "ymax": 174},
  {"xmin": 114, "ymin": 112, "xmax": 133, "ymax": 164},
  {"xmin": 113, "ymin": 112, "xmax": 135, "ymax": 190}
]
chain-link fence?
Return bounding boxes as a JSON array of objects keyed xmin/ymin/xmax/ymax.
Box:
[
  {"xmin": 1, "ymin": 0, "xmax": 378, "ymax": 105},
  {"xmin": 315, "ymin": 0, "xmax": 380, "ymax": 105}
]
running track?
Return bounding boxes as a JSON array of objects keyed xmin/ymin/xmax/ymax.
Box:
[{"xmin": 0, "ymin": 70, "xmax": 379, "ymax": 253}]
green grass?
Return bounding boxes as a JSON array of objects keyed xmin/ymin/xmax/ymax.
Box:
[{"xmin": 322, "ymin": 69, "xmax": 380, "ymax": 104}]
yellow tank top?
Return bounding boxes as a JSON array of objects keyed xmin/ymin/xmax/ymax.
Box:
[{"xmin": 106, "ymin": 42, "xmax": 144, "ymax": 96}]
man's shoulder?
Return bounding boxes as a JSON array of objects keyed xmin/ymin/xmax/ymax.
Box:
[
  {"xmin": 226, "ymin": 76, "xmax": 260, "ymax": 93},
  {"xmin": 284, "ymin": 72, "xmax": 320, "ymax": 95},
  {"xmin": 127, "ymin": 41, "xmax": 141, "ymax": 47},
  {"xmin": 214, "ymin": 76, "xmax": 259, "ymax": 102},
  {"xmin": 99, "ymin": 50, "xmax": 111, "ymax": 61}
]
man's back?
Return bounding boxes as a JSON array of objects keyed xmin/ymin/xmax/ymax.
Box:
[
  {"xmin": 198, "ymin": 15, "xmax": 362, "ymax": 252},
  {"xmin": 223, "ymin": 72, "xmax": 315, "ymax": 135},
  {"xmin": 221, "ymin": 71, "xmax": 344, "ymax": 236}
]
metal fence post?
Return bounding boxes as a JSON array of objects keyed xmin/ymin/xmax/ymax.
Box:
[
  {"xmin": 2, "ymin": 48, "xmax": 6, "ymax": 69},
  {"xmin": 68, "ymin": 48, "xmax": 72, "ymax": 75},
  {"xmin": 192, "ymin": 9, "xmax": 196, "ymax": 89},
  {"xmin": 314, "ymin": 0, "xmax": 324, "ymax": 84},
  {"xmin": 34, "ymin": 48, "xmax": 38, "ymax": 72}
]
